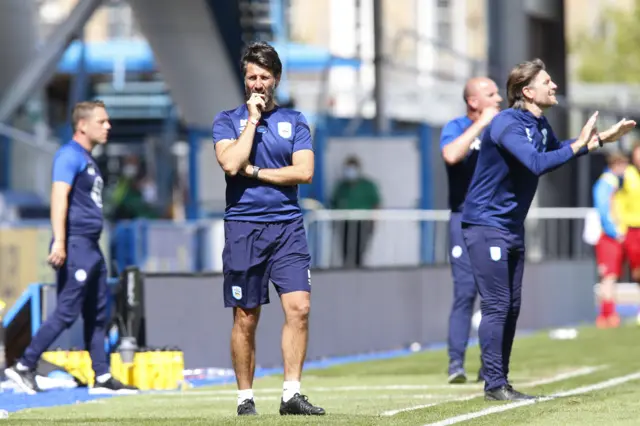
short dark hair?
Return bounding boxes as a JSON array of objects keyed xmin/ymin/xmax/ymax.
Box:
[
  {"xmin": 506, "ymin": 58, "xmax": 546, "ymax": 109},
  {"xmin": 241, "ymin": 41, "xmax": 282, "ymax": 78},
  {"xmin": 72, "ymin": 100, "xmax": 106, "ymax": 132},
  {"xmin": 345, "ymin": 155, "xmax": 360, "ymax": 167}
]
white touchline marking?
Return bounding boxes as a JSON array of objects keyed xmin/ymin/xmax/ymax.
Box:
[
  {"xmin": 380, "ymin": 366, "xmax": 605, "ymax": 416},
  {"xmin": 162, "ymin": 385, "xmax": 481, "ymax": 396},
  {"xmin": 521, "ymin": 366, "xmax": 606, "ymax": 387},
  {"xmin": 160, "ymin": 367, "xmax": 604, "ymax": 397},
  {"xmin": 422, "ymin": 371, "xmax": 640, "ymax": 426},
  {"xmin": 142, "ymin": 394, "xmax": 462, "ymax": 402},
  {"xmin": 381, "ymin": 394, "xmax": 481, "ymax": 417}
]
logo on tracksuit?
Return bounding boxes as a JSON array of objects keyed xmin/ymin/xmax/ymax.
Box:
[{"xmin": 490, "ymin": 247, "xmax": 501, "ymax": 261}]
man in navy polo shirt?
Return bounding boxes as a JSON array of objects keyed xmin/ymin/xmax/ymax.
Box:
[
  {"xmin": 212, "ymin": 41, "xmax": 324, "ymax": 417},
  {"xmin": 4, "ymin": 101, "xmax": 138, "ymax": 396},
  {"xmin": 440, "ymin": 77, "xmax": 502, "ymax": 384}
]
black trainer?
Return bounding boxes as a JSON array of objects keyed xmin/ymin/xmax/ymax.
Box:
[
  {"xmin": 447, "ymin": 361, "xmax": 467, "ymax": 384},
  {"xmin": 448, "ymin": 369, "xmax": 467, "ymax": 384},
  {"xmin": 485, "ymin": 384, "xmax": 536, "ymax": 401},
  {"xmin": 279, "ymin": 393, "xmax": 325, "ymax": 415},
  {"xmin": 4, "ymin": 364, "xmax": 42, "ymax": 395},
  {"xmin": 237, "ymin": 398, "xmax": 258, "ymax": 415},
  {"xmin": 506, "ymin": 384, "xmax": 537, "ymax": 399},
  {"xmin": 89, "ymin": 376, "xmax": 139, "ymax": 395}
]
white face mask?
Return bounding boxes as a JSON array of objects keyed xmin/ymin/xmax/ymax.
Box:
[
  {"xmin": 344, "ymin": 165, "xmax": 359, "ymax": 180},
  {"xmin": 142, "ymin": 182, "xmax": 157, "ymax": 203},
  {"xmin": 123, "ymin": 164, "xmax": 138, "ymax": 178}
]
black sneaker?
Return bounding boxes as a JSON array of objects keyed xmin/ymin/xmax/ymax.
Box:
[
  {"xmin": 89, "ymin": 377, "xmax": 139, "ymax": 395},
  {"xmin": 506, "ymin": 384, "xmax": 538, "ymax": 400},
  {"xmin": 237, "ymin": 398, "xmax": 258, "ymax": 415},
  {"xmin": 4, "ymin": 364, "xmax": 42, "ymax": 395},
  {"xmin": 448, "ymin": 369, "xmax": 467, "ymax": 384},
  {"xmin": 485, "ymin": 385, "xmax": 536, "ymax": 401},
  {"xmin": 279, "ymin": 393, "xmax": 325, "ymax": 416}
]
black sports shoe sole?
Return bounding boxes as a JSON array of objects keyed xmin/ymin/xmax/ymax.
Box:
[
  {"xmin": 280, "ymin": 410, "xmax": 326, "ymax": 416},
  {"xmin": 88, "ymin": 387, "xmax": 139, "ymax": 395},
  {"xmin": 485, "ymin": 392, "xmax": 536, "ymax": 401},
  {"xmin": 448, "ymin": 371, "xmax": 467, "ymax": 384}
]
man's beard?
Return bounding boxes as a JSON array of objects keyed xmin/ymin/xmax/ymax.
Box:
[{"xmin": 244, "ymin": 85, "xmax": 275, "ymax": 106}]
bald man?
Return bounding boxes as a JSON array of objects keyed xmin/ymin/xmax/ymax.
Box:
[{"xmin": 440, "ymin": 77, "xmax": 502, "ymax": 384}]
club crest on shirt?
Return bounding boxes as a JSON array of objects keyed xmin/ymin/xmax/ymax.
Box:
[
  {"xmin": 239, "ymin": 119, "xmax": 247, "ymax": 132},
  {"xmin": 470, "ymin": 137, "xmax": 481, "ymax": 151},
  {"xmin": 278, "ymin": 122, "xmax": 292, "ymax": 139},
  {"xmin": 87, "ymin": 165, "xmax": 96, "ymax": 176}
]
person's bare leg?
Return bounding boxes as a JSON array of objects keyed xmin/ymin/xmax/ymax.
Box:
[
  {"xmin": 278, "ymin": 290, "xmax": 325, "ymax": 415},
  {"xmin": 597, "ymin": 274, "xmax": 618, "ymax": 328},
  {"xmin": 280, "ymin": 291, "xmax": 310, "ymax": 385},
  {"xmin": 231, "ymin": 306, "xmax": 260, "ymax": 407}
]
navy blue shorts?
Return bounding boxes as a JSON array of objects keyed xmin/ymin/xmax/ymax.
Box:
[{"xmin": 222, "ymin": 216, "xmax": 311, "ymax": 308}]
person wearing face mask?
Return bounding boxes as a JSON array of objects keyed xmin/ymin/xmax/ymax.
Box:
[
  {"xmin": 122, "ymin": 162, "xmax": 138, "ymax": 179},
  {"xmin": 109, "ymin": 156, "xmax": 158, "ymax": 221},
  {"xmin": 331, "ymin": 156, "xmax": 381, "ymax": 267}
]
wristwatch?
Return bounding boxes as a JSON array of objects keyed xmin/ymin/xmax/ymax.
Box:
[
  {"xmin": 252, "ymin": 165, "xmax": 260, "ymax": 178},
  {"xmin": 249, "ymin": 117, "xmax": 259, "ymax": 125}
]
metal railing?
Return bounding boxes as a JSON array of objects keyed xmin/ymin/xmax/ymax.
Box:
[
  {"xmin": 0, "ymin": 208, "xmax": 600, "ymax": 277},
  {"xmin": 0, "ymin": 122, "xmax": 58, "ymax": 202},
  {"xmin": 304, "ymin": 208, "xmax": 597, "ymax": 269}
]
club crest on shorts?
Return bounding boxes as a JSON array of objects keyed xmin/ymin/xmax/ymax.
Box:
[
  {"xmin": 278, "ymin": 122, "xmax": 292, "ymax": 139},
  {"xmin": 490, "ymin": 246, "xmax": 501, "ymax": 261},
  {"xmin": 451, "ymin": 245, "xmax": 463, "ymax": 259},
  {"xmin": 231, "ymin": 286, "xmax": 242, "ymax": 300}
]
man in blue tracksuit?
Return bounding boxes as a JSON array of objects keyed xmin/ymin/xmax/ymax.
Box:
[
  {"xmin": 4, "ymin": 101, "xmax": 139, "ymax": 395},
  {"xmin": 461, "ymin": 58, "xmax": 636, "ymax": 401},
  {"xmin": 440, "ymin": 77, "xmax": 502, "ymax": 384}
]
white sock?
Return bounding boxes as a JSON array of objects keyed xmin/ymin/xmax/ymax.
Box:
[
  {"xmin": 238, "ymin": 389, "xmax": 254, "ymax": 406},
  {"xmin": 282, "ymin": 381, "xmax": 301, "ymax": 402},
  {"xmin": 16, "ymin": 362, "xmax": 29, "ymax": 372},
  {"xmin": 96, "ymin": 373, "xmax": 111, "ymax": 384}
]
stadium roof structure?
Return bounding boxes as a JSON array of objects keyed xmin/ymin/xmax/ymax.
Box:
[{"xmin": 57, "ymin": 39, "xmax": 360, "ymax": 75}]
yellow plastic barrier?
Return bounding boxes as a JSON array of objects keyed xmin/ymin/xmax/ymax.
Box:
[{"xmin": 43, "ymin": 347, "xmax": 185, "ymax": 390}]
